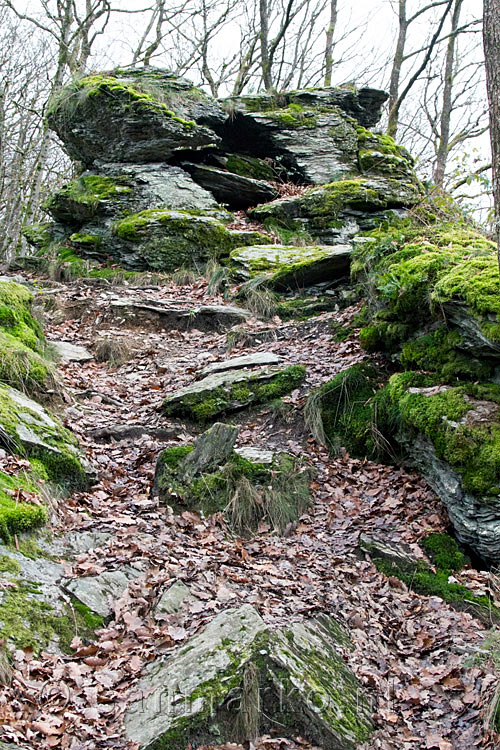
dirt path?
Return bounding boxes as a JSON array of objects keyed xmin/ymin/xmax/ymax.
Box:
[{"xmin": 2, "ymin": 275, "xmax": 498, "ymax": 750}]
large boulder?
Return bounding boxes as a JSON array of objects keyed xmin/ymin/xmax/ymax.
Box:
[
  {"xmin": 123, "ymin": 604, "xmax": 373, "ymax": 749},
  {"xmin": 47, "ymin": 69, "xmax": 222, "ymax": 166},
  {"xmin": 230, "ymin": 244, "xmax": 352, "ymax": 289},
  {"xmin": 161, "ymin": 364, "xmax": 306, "ymax": 421},
  {"xmin": 44, "ymin": 164, "xmax": 219, "ymax": 225}
]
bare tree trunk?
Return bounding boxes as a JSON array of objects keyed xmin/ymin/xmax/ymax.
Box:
[
  {"xmin": 484, "ymin": 0, "xmax": 500, "ymax": 283},
  {"xmin": 387, "ymin": 0, "xmax": 408, "ymax": 139},
  {"xmin": 433, "ymin": 0, "xmax": 463, "ymax": 187},
  {"xmin": 260, "ymin": 0, "xmax": 273, "ymax": 90},
  {"xmin": 323, "ymin": 0, "xmax": 337, "ymax": 87}
]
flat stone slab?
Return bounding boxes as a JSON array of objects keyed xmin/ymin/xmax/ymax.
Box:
[
  {"xmin": 162, "ymin": 364, "xmax": 305, "ymax": 421},
  {"xmin": 124, "ymin": 604, "xmax": 372, "ymax": 749},
  {"xmin": 234, "ymin": 446, "xmax": 275, "ymax": 464},
  {"xmin": 182, "ymin": 162, "xmax": 279, "ymax": 209},
  {"xmin": 199, "ymin": 352, "xmax": 282, "ymax": 377},
  {"xmin": 155, "ymin": 581, "xmax": 197, "ymax": 617},
  {"xmin": 110, "ymin": 299, "xmax": 251, "ymax": 332},
  {"xmin": 51, "ymin": 340, "xmax": 93, "ymax": 362},
  {"xmin": 230, "ymin": 244, "xmax": 352, "ymax": 290},
  {"xmin": 63, "ymin": 566, "xmax": 141, "ymax": 617}
]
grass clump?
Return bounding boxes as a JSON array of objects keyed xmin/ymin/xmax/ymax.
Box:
[{"xmin": 155, "ymin": 445, "xmax": 310, "ymax": 534}]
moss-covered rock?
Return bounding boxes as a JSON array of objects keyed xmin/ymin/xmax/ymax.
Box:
[
  {"xmin": 219, "ymin": 153, "xmax": 276, "ymax": 181},
  {"xmin": 110, "ymin": 208, "xmax": 267, "ymax": 272},
  {"xmin": 0, "ymin": 384, "xmax": 94, "ymax": 489},
  {"xmin": 0, "ymin": 543, "xmax": 102, "ymax": 654},
  {"xmin": 47, "ymin": 69, "xmax": 222, "ymax": 166},
  {"xmin": 124, "ymin": 604, "xmax": 372, "ymax": 750},
  {"xmin": 162, "ymin": 364, "xmax": 306, "ymax": 421},
  {"xmin": 153, "ymin": 424, "xmax": 310, "ymax": 533},
  {"xmin": 229, "ymin": 244, "xmax": 352, "ymax": 290},
  {"xmin": 249, "ymin": 176, "xmax": 421, "ymax": 245},
  {"xmin": 0, "ymin": 281, "xmax": 54, "ymax": 393}
]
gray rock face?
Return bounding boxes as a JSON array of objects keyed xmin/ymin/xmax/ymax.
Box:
[
  {"xmin": 48, "ymin": 70, "xmax": 220, "ymax": 166},
  {"xmin": 443, "ymin": 301, "xmax": 500, "ymax": 358},
  {"xmin": 45, "ymin": 164, "xmax": 218, "ymax": 226},
  {"xmin": 182, "ymin": 422, "xmax": 239, "ymax": 479},
  {"xmin": 51, "ymin": 340, "xmax": 93, "ymax": 362},
  {"xmin": 401, "ymin": 432, "xmax": 500, "ymax": 565},
  {"xmin": 181, "ymin": 162, "xmax": 279, "ymax": 209},
  {"xmin": 161, "ymin": 364, "xmax": 306, "ymax": 421},
  {"xmin": 218, "ymin": 108, "xmax": 359, "ymax": 185},
  {"xmin": 63, "ymin": 566, "xmax": 141, "ymax": 617},
  {"xmin": 123, "ymin": 604, "xmax": 372, "ymax": 750},
  {"xmin": 109, "ymin": 299, "xmax": 252, "ymax": 331},
  {"xmin": 224, "ymin": 86, "xmax": 388, "ymax": 129},
  {"xmin": 199, "ymin": 352, "xmax": 282, "ymax": 377}
]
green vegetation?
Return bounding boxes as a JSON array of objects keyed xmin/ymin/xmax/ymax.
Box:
[
  {"xmin": 265, "ymin": 103, "xmax": 318, "ymax": 129},
  {"xmin": 155, "ymin": 445, "xmax": 310, "ymax": 534},
  {"xmin": 162, "ymin": 365, "xmax": 306, "ymax": 421},
  {"xmin": 0, "ymin": 281, "xmax": 54, "ymax": 393},
  {"xmin": 224, "ymin": 153, "xmax": 276, "ymax": 181},
  {"xmin": 373, "ymin": 532, "xmax": 498, "ymax": 622},
  {"xmin": 0, "ymin": 469, "xmax": 47, "ymax": 542}
]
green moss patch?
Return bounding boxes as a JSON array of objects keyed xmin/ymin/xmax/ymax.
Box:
[
  {"xmin": 0, "ymin": 470, "xmax": 47, "ymax": 542},
  {"xmin": 44, "ymin": 175, "xmax": 132, "ymax": 222},
  {"xmin": 373, "ymin": 532, "xmax": 498, "ymax": 622}
]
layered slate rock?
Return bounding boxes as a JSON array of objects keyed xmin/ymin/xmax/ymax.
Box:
[
  {"xmin": 161, "ymin": 364, "xmax": 306, "ymax": 421},
  {"xmin": 47, "ymin": 69, "xmax": 221, "ymax": 166},
  {"xmin": 230, "ymin": 244, "xmax": 352, "ymax": 289},
  {"xmin": 216, "ymin": 87, "xmax": 390, "ymax": 185},
  {"xmin": 249, "ymin": 176, "xmax": 421, "ymax": 244},
  {"xmin": 51, "ymin": 340, "xmax": 93, "ymax": 362},
  {"xmin": 199, "ymin": 352, "xmax": 282, "ymax": 377},
  {"xmin": 181, "ymin": 163, "xmax": 278, "ymax": 209},
  {"xmin": 123, "ymin": 604, "xmax": 372, "ymax": 750},
  {"xmin": 44, "ymin": 164, "xmax": 219, "ymax": 226},
  {"xmin": 109, "ymin": 299, "xmax": 252, "ymax": 332},
  {"xmin": 153, "ymin": 423, "xmax": 310, "ymax": 532},
  {"xmin": 0, "ymin": 385, "xmax": 95, "ymax": 487}
]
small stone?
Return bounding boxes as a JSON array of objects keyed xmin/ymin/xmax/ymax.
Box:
[
  {"xmin": 63, "ymin": 567, "xmax": 141, "ymax": 617},
  {"xmin": 155, "ymin": 581, "xmax": 197, "ymax": 617},
  {"xmin": 50, "ymin": 341, "xmax": 93, "ymax": 362},
  {"xmin": 199, "ymin": 352, "xmax": 282, "ymax": 377}
]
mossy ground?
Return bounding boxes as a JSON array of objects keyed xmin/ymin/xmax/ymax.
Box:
[{"xmin": 373, "ymin": 532, "xmax": 499, "ymax": 622}]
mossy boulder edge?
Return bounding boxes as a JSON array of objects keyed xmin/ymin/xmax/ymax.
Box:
[
  {"xmin": 123, "ymin": 604, "xmax": 372, "ymax": 750},
  {"xmin": 162, "ymin": 365, "xmax": 306, "ymax": 421}
]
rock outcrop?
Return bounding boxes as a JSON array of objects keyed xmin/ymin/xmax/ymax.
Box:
[
  {"xmin": 24, "ymin": 67, "xmax": 420, "ymax": 277},
  {"xmin": 123, "ymin": 604, "xmax": 372, "ymax": 749}
]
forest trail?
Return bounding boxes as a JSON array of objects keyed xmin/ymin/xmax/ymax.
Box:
[{"xmin": 1, "ymin": 270, "xmax": 496, "ymax": 750}]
